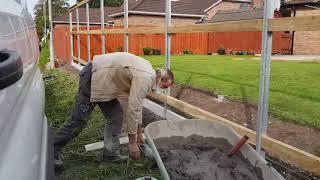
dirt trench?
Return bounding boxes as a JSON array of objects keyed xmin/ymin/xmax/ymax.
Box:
[{"xmin": 170, "ymin": 84, "xmax": 320, "ymax": 157}]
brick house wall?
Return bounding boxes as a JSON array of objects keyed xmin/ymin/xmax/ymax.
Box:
[
  {"xmin": 251, "ymin": 0, "xmax": 264, "ymax": 8},
  {"xmin": 294, "ymin": 9, "xmax": 320, "ymax": 55},
  {"xmin": 113, "ymin": 15, "xmax": 199, "ymax": 26}
]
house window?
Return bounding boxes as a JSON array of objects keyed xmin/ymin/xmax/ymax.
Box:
[{"xmin": 107, "ymin": 21, "xmax": 115, "ymax": 27}]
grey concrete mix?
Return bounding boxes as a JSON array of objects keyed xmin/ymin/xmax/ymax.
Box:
[{"xmin": 155, "ymin": 135, "xmax": 263, "ymax": 180}]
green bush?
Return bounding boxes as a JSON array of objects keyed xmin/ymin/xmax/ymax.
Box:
[
  {"xmin": 152, "ymin": 48, "xmax": 161, "ymax": 55},
  {"xmin": 183, "ymin": 49, "xmax": 193, "ymax": 55},
  {"xmin": 143, "ymin": 47, "xmax": 152, "ymax": 55},
  {"xmin": 217, "ymin": 45, "xmax": 225, "ymax": 55},
  {"xmin": 115, "ymin": 46, "xmax": 123, "ymax": 52}
]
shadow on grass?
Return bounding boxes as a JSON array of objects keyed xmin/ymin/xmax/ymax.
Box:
[{"xmin": 240, "ymin": 86, "xmax": 255, "ymax": 129}]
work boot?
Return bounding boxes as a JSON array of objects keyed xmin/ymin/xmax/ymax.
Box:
[
  {"xmin": 54, "ymin": 151, "xmax": 64, "ymax": 171},
  {"xmin": 103, "ymin": 154, "xmax": 129, "ymax": 163},
  {"xmin": 103, "ymin": 149, "xmax": 128, "ymax": 163},
  {"xmin": 55, "ymin": 155, "xmax": 63, "ymax": 166},
  {"xmin": 103, "ymin": 133, "xmax": 128, "ymax": 163}
]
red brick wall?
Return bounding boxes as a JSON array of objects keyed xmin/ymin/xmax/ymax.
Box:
[{"xmin": 251, "ymin": 0, "xmax": 263, "ymax": 9}]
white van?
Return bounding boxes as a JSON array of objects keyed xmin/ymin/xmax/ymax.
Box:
[{"xmin": 0, "ymin": 0, "xmax": 53, "ymax": 179}]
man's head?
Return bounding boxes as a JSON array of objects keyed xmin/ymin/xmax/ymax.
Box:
[{"xmin": 155, "ymin": 68, "xmax": 174, "ymax": 89}]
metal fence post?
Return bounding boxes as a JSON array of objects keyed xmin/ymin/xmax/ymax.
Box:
[
  {"xmin": 86, "ymin": 2, "xmax": 91, "ymax": 62},
  {"xmin": 43, "ymin": 0, "xmax": 47, "ymax": 43},
  {"xmin": 124, "ymin": 0, "xmax": 129, "ymax": 52},
  {"xmin": 76, "ymin": 8, "xmax": 80, "ymax": 64},
  {"xmin": 100, "ymin": 0, "xmax": 105, "ymax": 54},
  {"xmin": 164, "ymin": 0, "xmax": 171, "ymax": 118},
  {"xmin": 256, "ymin": 0, "xmax": 275, "ymax": 155},
  {"xmin": 69, "ymin": 12, "xmax": 73, "ymax": 63},
  {"xmin": 165, "ymin": 0, "xmax": 171, "ymax": 70},
  {"xmin": 48, "ymin": 0, "xmax": 55, "ymax": 69}
]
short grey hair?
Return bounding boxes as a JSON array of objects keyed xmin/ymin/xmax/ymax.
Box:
[{"xmin": 156, "ymin": 68, "xmax": 174, "ymax": 83}]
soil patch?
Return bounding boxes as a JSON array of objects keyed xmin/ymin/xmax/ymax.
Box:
[
  {"xmin": 170, "ymin": 84, "xmax": 320, "ymax": 157},
  {"xmin": 142, "ymin": 108, "xmax": 164, "ymax": 127},
  {"xmin": 155, "ymin": 135, "xmax": 263, "ymax": 180}
]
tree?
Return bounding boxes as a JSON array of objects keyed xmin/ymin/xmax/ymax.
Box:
[
  {"xmin": 76, "ymin": 0, "xmax": 123, "ymax": 8},
  {"xmin": 33, "ymin": 0, "xmax": 70, "ymax": 40}
]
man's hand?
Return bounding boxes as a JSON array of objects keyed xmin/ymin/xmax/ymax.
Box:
[
  {"xmin": 128, "ymin": 134, "xmax": 140, "ymax": 160},
  {"xmin": 137, "ymin": 126, "xmax": 145, "ymax": 146},
  {"xmin": 128, "ymin": 142, "xmax": 140, "ymax": 160}
]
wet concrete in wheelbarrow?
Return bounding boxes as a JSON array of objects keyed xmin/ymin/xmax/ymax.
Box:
[{"xmin": 155, "ymin": 135, "xmax": 263, "ymax": 180}]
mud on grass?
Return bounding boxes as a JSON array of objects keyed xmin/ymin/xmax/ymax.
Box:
[{"xmin": 44, "ymin": 69, "xmax": 161, "ymax": 179}]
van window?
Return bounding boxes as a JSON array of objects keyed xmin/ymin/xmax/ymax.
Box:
[
  {"xmin": 10, "ymin": 16, "xmax": 25, "ymax": 32},
  {"xmin": 14, "ymin": 0, "xmax": 21, "ymax": 4},
  {"xmin": 0, "ymin": 13, "xmax": 14, "ymax": 36}
]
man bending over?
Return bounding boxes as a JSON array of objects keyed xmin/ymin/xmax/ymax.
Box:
[{"xmin": 54, "ymin": 52, "xmax": 174, "ymax": 166}]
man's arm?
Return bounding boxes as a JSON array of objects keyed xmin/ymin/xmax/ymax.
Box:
[
  {"xmin": 126, "ymin": 77, "xmax": 151, "ymax": 159},
  {"xmin": 137, "ymin": 125, "xmax": 145, "ymax": 145}
]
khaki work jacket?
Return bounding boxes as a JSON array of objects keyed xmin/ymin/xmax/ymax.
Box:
[{"xmin": 91, "ymin": 52, "xmax": 156, "ymax": 134}]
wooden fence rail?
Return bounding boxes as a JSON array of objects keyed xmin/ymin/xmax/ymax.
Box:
[{"xmin": 70, "ymin": 16, "xmax": 320, "ymax": 35}]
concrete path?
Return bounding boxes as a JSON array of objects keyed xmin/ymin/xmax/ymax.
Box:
[
  {"xmin": 250, "ymin": 55, "xmax": 320, "ymax": 61},
  {"xmin": 272, "ymin": 55, "xmax": 320, "ymax": 61}
]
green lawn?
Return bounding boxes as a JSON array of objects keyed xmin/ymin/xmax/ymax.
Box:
[
  {"xmin": 40, "ymin": 45, "xmax": 160, "ymax": 179},
  {"xmin": 143, "ymin": 55, "xmax": 320, "ymax": 129}
]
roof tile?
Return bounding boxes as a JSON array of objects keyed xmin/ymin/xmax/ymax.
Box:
[
  {"xmin": 54, "ymin": 0, "xmax": 221, "ymax": 23},
  {"xmin": 53, "ymin": 6, "xmax": 119, "ymax": 23},
  {"xmin": 208, "ymin": 8, "xmax": 264, "ymax": 22}
]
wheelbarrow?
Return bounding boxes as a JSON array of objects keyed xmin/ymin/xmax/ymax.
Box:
[{"xmin": 144, "ymin": 119, "xmax": 284, "ymax": 180}]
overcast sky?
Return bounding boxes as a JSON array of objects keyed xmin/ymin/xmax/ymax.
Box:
[{"xmin": 27, "ymin": 0, "xmax": 77, "ymax": 17}]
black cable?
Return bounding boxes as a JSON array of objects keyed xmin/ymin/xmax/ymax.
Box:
[{"xmin": 266, "ymin": 157, "xmax": 312, "ymax": 180}]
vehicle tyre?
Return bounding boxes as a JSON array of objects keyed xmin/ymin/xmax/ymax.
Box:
[{"xmin": 0, "ymin": 50, "xmax": 23, "ymax": 90}]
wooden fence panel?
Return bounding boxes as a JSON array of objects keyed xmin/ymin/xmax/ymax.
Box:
[
  {"xmin": 208, "ymin": 31, "xmax": 292, "ymax": 55},
  {"xmin": 53, "ymin": 25, "xmax": 292, "ymax": 64},
  {"xmin": 53, "ymin": 25, "xmax": 71, "ymax": 62}
]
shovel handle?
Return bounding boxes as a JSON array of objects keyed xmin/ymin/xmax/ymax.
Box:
[{"xmin": 228, "ymin": 135, "xmax": 249, "ymax": 157}]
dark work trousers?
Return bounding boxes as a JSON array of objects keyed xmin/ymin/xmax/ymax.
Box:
[{"xmin": 53, "ymin": 62, "xmax": 124, "ymax": 159}]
